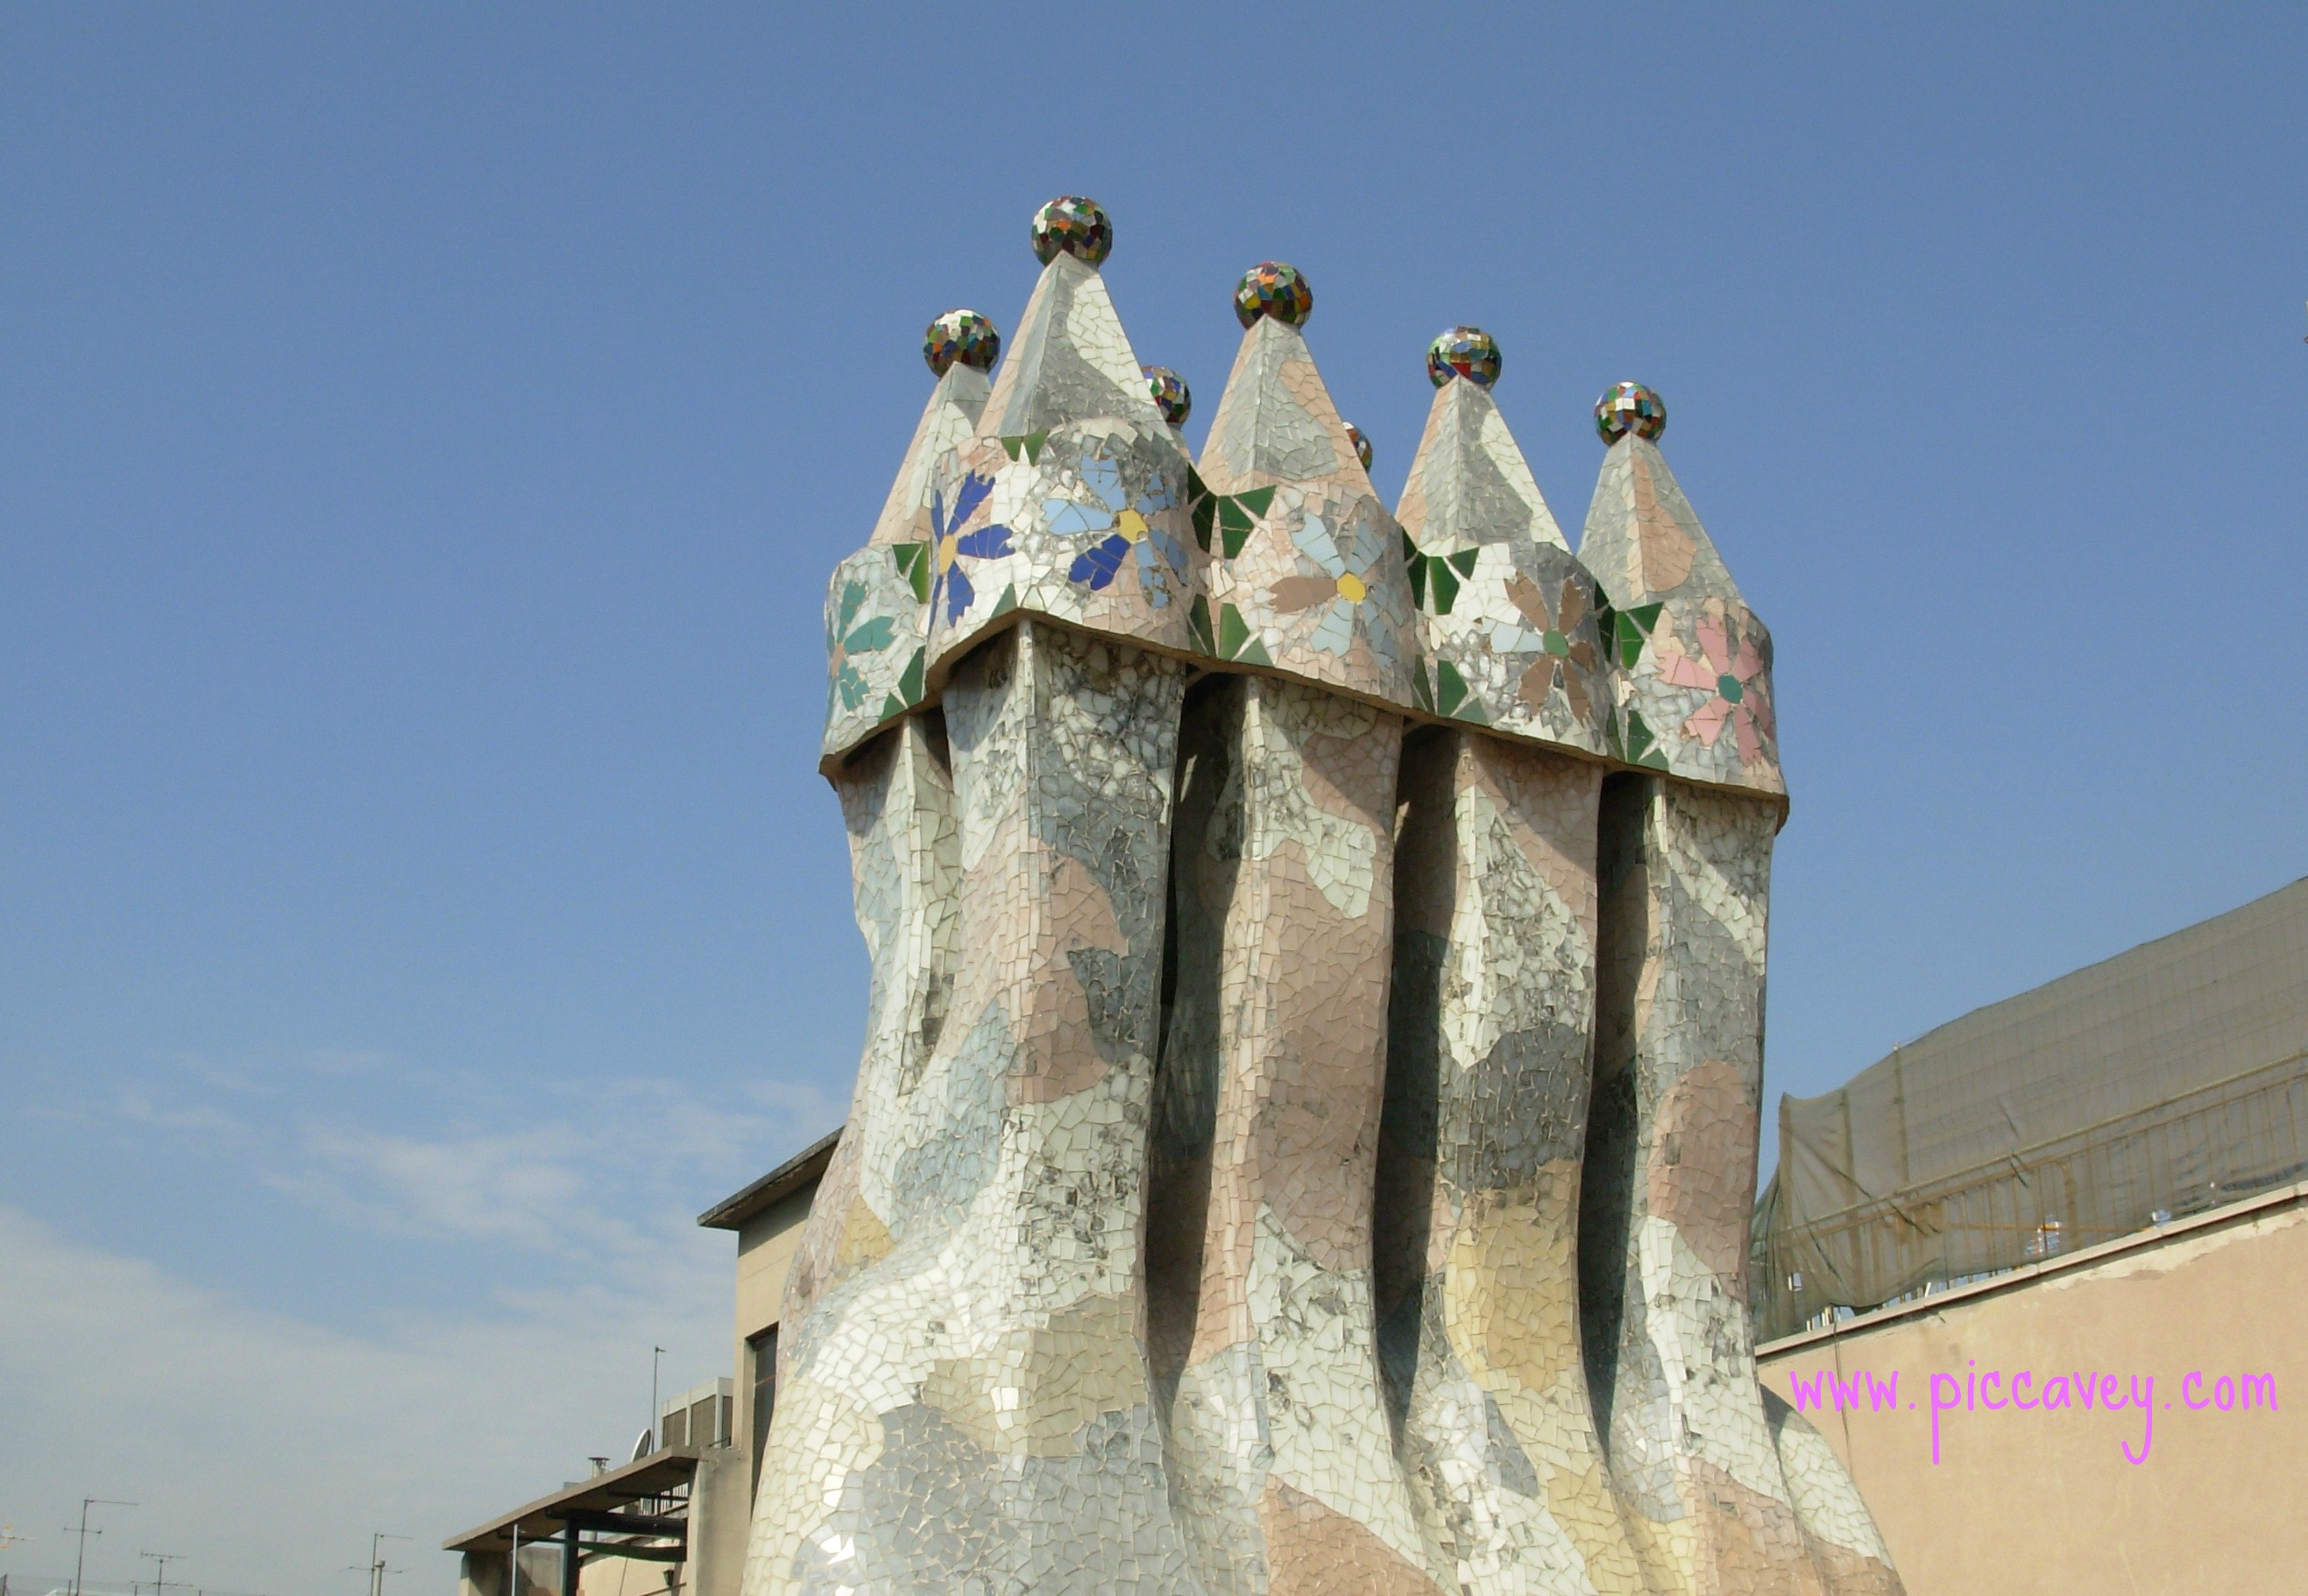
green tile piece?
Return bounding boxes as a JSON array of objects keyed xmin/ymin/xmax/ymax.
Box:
[
  {"xmin": 1427, "ymin": 557, "xmax": 1460, "ymax": 615},
  {"xmin": 1625, "ymin": 709, "xmax": 1667, "ymax": 769},
  {"xmin": 892, "ymin": 541, "xmax": 931, "ymax": 604},
  {"xmin": 1435, "ymin": 659, "xmax": 1470, "ymax": 716},
  {"xmin": 1218, "ymin": 603, "xmax": 1253, "ymax": 660},
  {"xmin": 1000, "ymin": 431, "xmax": 1049, "ymax": 465},
  {"xmin": 1615, "ymin": 602, "xmax": 1667, "ymax": 668},
  {"xmin": 896, "ymin": 646, "xmax": 924, "ymax": 705},
  {"xmin": 1186, "ymin": 595, "xmax": 1215, "ymax": 656},
  {"xmin": 1446, "ymin": 548, "xmax": 1478, "ymax": 578}
]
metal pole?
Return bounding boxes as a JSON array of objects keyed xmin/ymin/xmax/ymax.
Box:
[
  {"xmin": 651, "ymin": 1347, "xmax": 666, "ymax": 1451},
  {"xmin": 72, "ymin": 1499, "xmax": 136, "ymax": 1596},
  {"xmin": 370, "ymin": 1531, "xmax": 409, "ymax": 1596},
  {"xmin": 138, "ymin": 1548, "xmax": 183, "ymax": 1596},
  {"xmin": 561, "ymin": 1518, "xmax": 578, "ymax": 1596}
]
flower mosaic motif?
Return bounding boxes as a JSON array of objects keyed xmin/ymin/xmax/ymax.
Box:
[
  {"xmin": 1267, "ymin": 508, "xmax": 1391, "ymax": 656},
  {"xmin": 826, "ymin": 576, "xmax": 899, "ymax": 713},
  {"xmin": 784, "ymin": 203, "xmax": 1879, "ymax": 1596},
  {"xmin": 1657, "ymin": 604, "xmax": 1775, "ymax": 763},
  {"xmin": 928, "ymin": 471, "xmax": 1008, "ymax": 627},
  {"xmin": 1051, "ymin": 443, "xmax": 1189, "ymax": 608},
  {"xmin": 1504, "ymin": 573, "xmax": 1599, "ymax": 720}
]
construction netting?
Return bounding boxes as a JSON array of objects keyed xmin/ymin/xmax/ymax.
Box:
[{"xmin": 1752, "ymin": 876, "xmax": 2308, "ymax": 1341}]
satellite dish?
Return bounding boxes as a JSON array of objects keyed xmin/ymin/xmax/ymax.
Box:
[{"xmin": 631, "ymin": 1428, "xmax": 654, "ymax": 1462}]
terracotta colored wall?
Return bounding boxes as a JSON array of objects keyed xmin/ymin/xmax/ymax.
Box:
[{"xmin": 1756, "ymin": 1191, "xmax": 2307, "ymax": 1595}]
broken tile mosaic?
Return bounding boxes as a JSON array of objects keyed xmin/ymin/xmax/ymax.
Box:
[
  {"xmin": 922, "ymin": 308, "xmax": 1001, "ymax": 376},
  {"xmin": 1594, "ymin": 378, "xmax": 1667, "ymax": 443},
  {"xmin": 779, "ymin": 203, "xmax": 1901, "ymax": 1596},
  {"xmin": 1144, "ymin": 365, "xmax": 1192, "ymax": 425},
  {"xmin": 1426, "ymin": 325, "xmax": 1501, "ymax": 388},
  {"xmin": 1030, "ymin": 194, "xmax": 1114, "ymax": 266},
  {"xmin": 1231, "ymin": 260, "xmax": 1313, "ymax": 328}
]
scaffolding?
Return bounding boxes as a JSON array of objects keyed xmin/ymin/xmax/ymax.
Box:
[{"xmin": 1752, "ymin": 877, "xmax": 2308, "ymax": 1341}]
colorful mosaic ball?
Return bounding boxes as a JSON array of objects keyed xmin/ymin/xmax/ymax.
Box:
[
  {"xmin": 1234, "ymin": 261, "xmax": 1313, "ymax": 328},
  {"xmin": 1031, "ymin": 195, "xmax": 1113, "ymax": 266},
  {"xmin": 1427, "ymin": 326, "xmax": 1502, "ymax": 388},
  {"xmin": 923, "ymin": 309, "xmax": 1002, "ymax": 377},
  {"xmin": 1344, "ymin": 422, "xmax": 1373, "ymax": 471},
  {"xmin": 1595, "ymin": 380, "xmax": 1667, "ymax": 444},
  {"xmin": 1144, "ymin": 366, "xmax": 1191, "ymax": 425}
]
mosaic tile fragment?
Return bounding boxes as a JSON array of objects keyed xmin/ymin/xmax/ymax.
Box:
[
  {"xmin": 1575, "ymin": 407, "xmax": 1783, "ymax": 798},
  {"xmin": 1395, "ymin": 363, "xmax": 1609, "ymax": 758},
  {"xmin": 1032, "ymin": 194, "xmax": 1114, "ymax": 267},
  {"xmin": 749, "ymin": 622, "xmax": 1193, "ymax": 1596},
  {"xmin": 1426, "ymin": 326, "xmax": 1502, "ymax": 389},
  {"xmin": 1233, "ymin": 261, "xmax": 1314, "ymax": 329},
  {"xmin": 1154, "ymin": 675, "xmax": 1438, "ymax": 1596},
  {"xmin": 924, "ymin": 308, "xmax": 1002, "ymax": 378},
  {"xmin": 779, "ymin": 201, "xmax": 1908, "ymax": 1596},
  {"xmin": 1196, "ymin": 301, "xmax": 1414, "ymax": 706},
  {"xmin": 1593, "ymin": 382, "xmax": 1666, "ymax": 445},
  {"xmin": 1384, "ymin": 729, "xmax": 1644, "ymax": 1594}
]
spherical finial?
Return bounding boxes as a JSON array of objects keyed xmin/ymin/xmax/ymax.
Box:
[
  {"xmin": 924, "ymin": 310, "xmax": 1002, "ymax": 377},
  {"xmin": 1031, "ymin": 196, "xmax": 1113, "ymax": 266},
  {"xmin": 1344, "ymin": 422, "xmax": 1373, "ymax": 471},
  {"xmin": 1234, "ymin": 262, "xmax": 1313, "ymax": 329},
  {"xmin": 1144, "ymin": 366, "xmax": 1192, "ymax": 426},
  {"xmin": 1427, "ymin": 327, "xmax": 1501, "ymax": 388},
  {"xmin": 1595, "ymin": 381, "xmax": 1667, "ymax": 444}
]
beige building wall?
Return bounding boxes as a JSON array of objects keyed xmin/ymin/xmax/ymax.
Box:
[
  {"xmin": 730, "ymin": 1187, "xmax": 813, "ymax": 1489},
  {"xmin": 1756, "ymin": 1184, "xmax": 2306, "ymax": 1595}
]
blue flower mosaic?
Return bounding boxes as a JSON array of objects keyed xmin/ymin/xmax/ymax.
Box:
[
  {"xmin": 1049, "ymin": 447, "xmax": 1189, "ymax": 608},
  {"xmin": 929, "ymin": 472, "xmax": 1009, "ymax": 626}
]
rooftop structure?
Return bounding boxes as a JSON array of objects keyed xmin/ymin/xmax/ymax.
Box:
[
  {"xmin": 768, "ymin": 197, "xmax": 1900, "ymax": 1596},
  {"xmin": 1755, "ymin": 875, "xmax": 2308, "ymax": 1338}
]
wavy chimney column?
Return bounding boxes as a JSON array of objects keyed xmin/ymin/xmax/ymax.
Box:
[
  {"xmin": 1382, "ymin": 336, "xmax": 1646, "ymax": 1595},
  {"xmin": 747, "ymin": 201, "xmax": 1204, "ymax": 1596},
  {"xmin": 1152, "ymin": 265, "xmax": 1441, "ymax": 1596},
  {"xmin": 1575, "ymin": 387, "xmax": 1899, "ymax": 1596},
  {"xmin": 782, "ymin": 313, "xmax": 996, "ymax": 1341}
]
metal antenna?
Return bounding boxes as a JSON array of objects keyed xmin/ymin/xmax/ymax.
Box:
[
  {"xmin": 365, "ymin": 1533, "xmax": 410, "ymax": 1596},
  {"xmin": 67, "ymin": 1499, "xmax": 137, "ymax": 1596},
  {"xmin": 138, "ymin": 1549, "xmax": 186, "ymax": 1596},
  {"xmin": 651, "ymin": 1346, "xmax": 667, "ymax": 1450}
]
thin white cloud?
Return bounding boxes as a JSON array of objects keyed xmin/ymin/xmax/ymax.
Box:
[
  {"xmin": 0, "ymin": 1206, "xmax": 731, "ymax": 1596},
  {"xmin": 0, "ymin": 1051, "xmax": 849, "ymax": 1596}
]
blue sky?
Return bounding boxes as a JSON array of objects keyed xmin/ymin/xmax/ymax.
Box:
[{"xmin": 4, "ymin": 6, "xmax": 2304, "ymax": 1592}]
